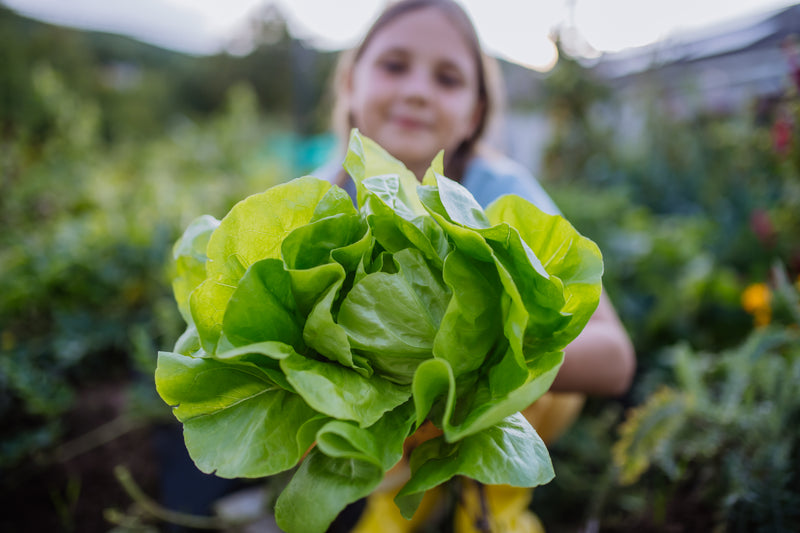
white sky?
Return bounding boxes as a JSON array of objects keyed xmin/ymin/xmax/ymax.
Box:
[{"xmin": 4, "ymin": 0, "xmax": 798, "ymax": 70}]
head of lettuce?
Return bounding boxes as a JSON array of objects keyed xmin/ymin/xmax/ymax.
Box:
[{"xmin": 155, "ymin": 130, "xmax": 603, "ymax": 533}]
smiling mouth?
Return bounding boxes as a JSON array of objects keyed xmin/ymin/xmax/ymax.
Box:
[{"xmin": 391, "ymin": 116, "xmax": 428, "ymax": 129}]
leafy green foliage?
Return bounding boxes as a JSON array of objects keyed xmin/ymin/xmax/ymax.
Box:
[
  {"xmin": 611, "ymin": 318, "xmax": 800, "ymax": 532},
  {"xmin": 552, "ymin": 188, "xmax": 750, "ymax": 364},
  {"xmin": 156, "ymin": 130, "xmax": 604, "ymax": 532},
  {"xmin": 541, "ymin": 44, "xmax": 800, "ymax": 369},
  {"xmin": 0, "ymin": 69, "xmax": 293, "ymax": 472},
  {"xmin": 533, "ymin": 271, "xmax": 800, "ymax": 533},
  {"xmin": 523, "ymin": 44, "xmax": 800, "ymax": 531}
]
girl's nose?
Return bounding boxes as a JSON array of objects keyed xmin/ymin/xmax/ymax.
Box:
[{"xmin": 399, "ymin": 68, "xmax": 432, "ymax": 102}]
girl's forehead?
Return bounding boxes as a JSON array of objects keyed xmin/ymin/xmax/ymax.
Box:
[{"xmin": 363, "ymin": 8, "xmax": 476, "ymax": 67}]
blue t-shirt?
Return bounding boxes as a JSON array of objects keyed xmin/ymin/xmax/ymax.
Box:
[
  {"xmin": 461, "ymin": 154, "xmax": 560, "ymax": 215},
  {"xmin": 313, "ymin": 153, "xmax": 559, "ymax": 215}
]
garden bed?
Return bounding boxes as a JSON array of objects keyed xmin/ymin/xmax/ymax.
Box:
[{"xmin": 1, "ymin": 380, "xmax": 159, "ymax": 532}]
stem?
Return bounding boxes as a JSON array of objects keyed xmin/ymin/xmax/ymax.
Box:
[
  {"xmin": 54, "ymin": 415, "xmax": 146, "ymax": 463},
  {"xmin": 474, "ymin": 480, "xmax": 492, "ymax": 533},
  {"xmin": 113, "ymin": 465, "xmax": 230, "ymax": 530}
]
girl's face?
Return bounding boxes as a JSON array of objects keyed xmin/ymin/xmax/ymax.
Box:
[{"xmin": 347, "ymin": 7, "xmax": 483, "ymax": 178}]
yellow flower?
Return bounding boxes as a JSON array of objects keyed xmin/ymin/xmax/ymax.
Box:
[
  {"xmin": 741, "ymin": 283, "xmax": 772, "ymax": 327},
  {"xmin": 1, "ymin": 330, "xmax": 15, "ymax": 351}
]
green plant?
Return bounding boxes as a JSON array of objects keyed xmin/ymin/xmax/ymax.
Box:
[
  {"xmin": 0, "ymin": 70, "xmax": 290, "ymax": 473},
  {"xmin": 610, "ymin": 267, "xmax": 800, "ymax": 532},
  {"xmin": 539, "ymin": 45, "xmax": 800, "ymax": 374},
  {"xmin": 156, "ymin": 130, "xmax": 605, "ymax": 533}
]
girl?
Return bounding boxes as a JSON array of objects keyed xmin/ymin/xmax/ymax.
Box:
[{"xmin": 316, "ymin": 1, "xmax": 636, "ymax": 530}]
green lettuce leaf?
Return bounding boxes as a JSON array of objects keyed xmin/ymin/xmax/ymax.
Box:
[
  {"xmin": 222, "ymin": 258, "xmax": 304, "ymax": 350},
  {"xmin": 338, "ymin": 248, "xmax": 450, "ymax": 383},
  {"xmin": 157, "ymin": 129, "xmax": 604, "ymax": 533},
  {"xmin": 343, "ymin": 130, "xmax": 424, "ymax": 217},
  {"xmin": 172, "ymin": 214, "xmax": 219, "ymax": 325},
  {"xmin": 280, "ymin": 352, "xmax": 411, "ymax": 427},
  {"xmin": 433, "ymin": 249, "xmax": 503, "ymax": 377},
  {"xmin": 274, "ymin": 402, "xmax": 415, "ymax": 533},
  {"xmin": 486, "ymin": 194, "xmax": 603, "ymax": 350},
  {"xmin": 192, "ymin": 177, "xmax": 334, "ymax": 353},
  {"xmin": 155, "ymin": 348, "xmax": 316, "ymax": 478},
  {"xmin": 395, "ymin": 412, "xmax": 554, "ymax": 518}
]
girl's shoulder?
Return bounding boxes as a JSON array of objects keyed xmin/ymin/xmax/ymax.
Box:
[
  {"xmin": 311, "ymin": 158, "xmax": 343, "ymax": 184},
  {"xmin": 462, "ymin": 152, "xmax": 561, "ymax": 215},
  {"xmin": 311, "ymin": 157, "xmax": 357, "ymax": 202}
]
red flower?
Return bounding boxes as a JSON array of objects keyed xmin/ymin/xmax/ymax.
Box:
[
  {"xmin": 750, "ymin": 209, "xmax": 776, "ymax": 247},
  {"xmin": 773, "ymin": 115, "xmax": 792, "ymax": 154}
]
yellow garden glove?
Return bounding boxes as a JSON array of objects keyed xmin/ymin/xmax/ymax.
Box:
[
  {"xmin": 351, "ymin": 392, "xmax": 584, "ymax": 532},
  {"xmin": 454, "ymin": 482, "xmax": 544, "ymax": 533},
  {"xmin": 351, "ymin": 485, "xmax": 444, "ymax": 533}
]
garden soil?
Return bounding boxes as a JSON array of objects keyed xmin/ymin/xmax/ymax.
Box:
[{"xmin": 0, "ymin": 380, "xmax": 160, "ymax": 532}]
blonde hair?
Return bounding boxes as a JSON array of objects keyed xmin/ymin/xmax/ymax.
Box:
[{"xmin": 329, "ymin": 0, "xmax": 505, "ymax": 182}]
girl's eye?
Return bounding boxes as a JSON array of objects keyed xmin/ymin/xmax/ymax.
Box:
[
  {"xmin": 380, "ymin": 59, "xmax": 407, "ymax": 74},
  {"xmin": 437, "ymin": 71, "xmax": 464, "ymax": 88}
]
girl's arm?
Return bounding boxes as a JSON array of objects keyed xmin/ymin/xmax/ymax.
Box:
[{"xmin": 549, "ymin": 290, "xmax": 636, "ymax": 397}]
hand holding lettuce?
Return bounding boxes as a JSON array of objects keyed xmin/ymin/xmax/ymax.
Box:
[{"xmin": 155, "ymin": 130, "xmax": 603, "ymax": 533}]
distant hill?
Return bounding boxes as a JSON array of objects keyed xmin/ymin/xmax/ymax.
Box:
[
  {"xmin": 0, "ymin": 4, "xmax": 340, "ymax": 140},
  {"xmin": 0, "ymin": 5, "xmax": 200, "ymax": 97},
  {"xmin": 0, "ymin": 4, "xmax": 548, "ymax": 142}
]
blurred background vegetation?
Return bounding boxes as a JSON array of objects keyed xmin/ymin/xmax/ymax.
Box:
[{"xmin": 1, "ymin": 2, "xmax": 799, "ymax": 532}]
